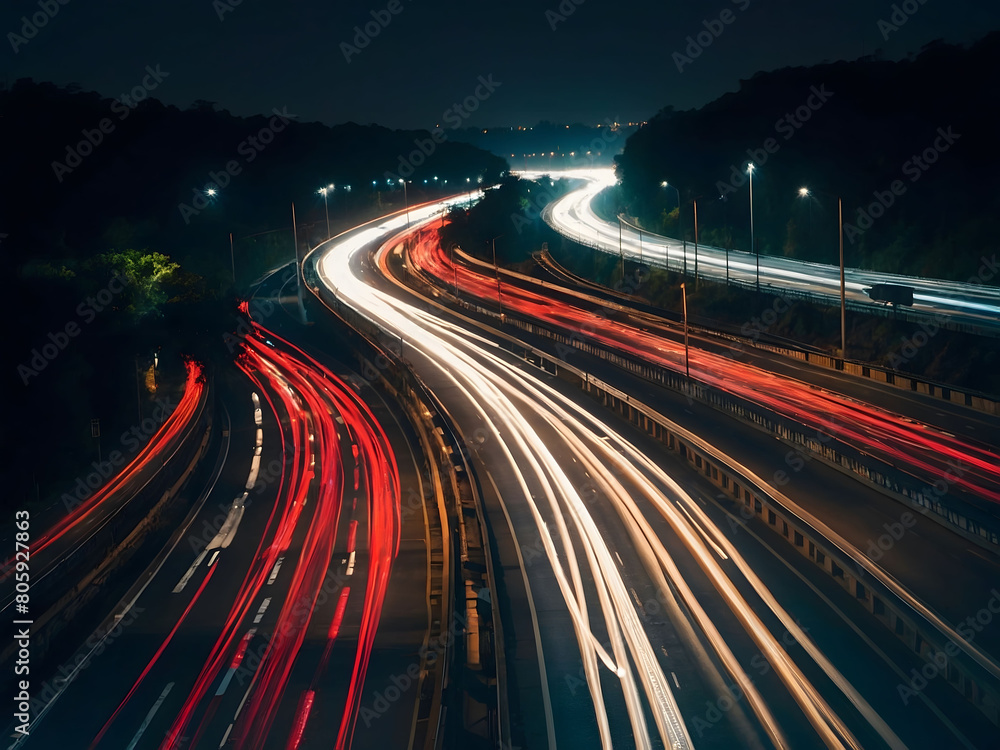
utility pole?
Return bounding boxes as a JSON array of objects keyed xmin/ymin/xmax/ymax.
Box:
[
  {"xmin": 292, "ymin": 202, "xmax": 307, "ymax": 323},
  {"xmin": 618, "ymin": 217, "xmax": 624, "ymax": 283},
  {"xmin": 491, "ymin": 235, "xmax": 504, "ymax": 319},
  {"xmin": 229, "ymin": 232, "xmax": 236, "ymax": 285},
  {"xmin": 839, "ymin": 196, "xmax": 846, "ymax": 360},
  {"xmin": 693, "ymin": 199, "xmax": 699, "ymax": 290},
  {"xmin": 681, "ymin": 282, "xmax": 690, "ymax": 379}
]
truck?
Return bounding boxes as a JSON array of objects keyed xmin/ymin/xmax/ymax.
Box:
[{"xmin": 865, "ymin": 283, "xmax": 914, "ymax": 307}]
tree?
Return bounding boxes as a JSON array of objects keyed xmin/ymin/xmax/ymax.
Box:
[{"xmin": 90, "ymin": 249, "xmax": 180, "ymax": 319}]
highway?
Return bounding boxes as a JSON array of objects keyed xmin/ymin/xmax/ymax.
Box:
[
  {"xmin": 408, "ymin": 217, "xmax": 1000, "ymax": 658},
  {"xmin": 8, "ymin": 272, "xmax": 430, "ymax": 749},
  {"xmin": 307, "ymin": 197, "xmax": 998, "ymax": 748},
  {"xmin": 408, "ymin": 231, "xmax": 1000, "ymax": 514},
  {"xmin": 539, "ymin": 168, "xmax": 1000, "ymax": 331}
]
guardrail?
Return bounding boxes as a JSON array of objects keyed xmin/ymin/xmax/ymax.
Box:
[
  {"xmin": 533, "ymin": 243, "xmax": 1000, "ymax": 416},
  {"xmin": 309, "ymin": 225, "xmax": 1000, "ymax": 738},
  {"xmin": 301, "ymin": 264, "xmax": 505, "ymax": 750},
  {"xmin": 550, "ymin": 211, "xmax": 1000, "ymax": 339},
  {"xmin": 436, "ymin": 244, "xmax": 1000, "ymax": 553},
  {"xmin": 398, "ymin": 276, "xmax": 1000, "ymax": 727}
]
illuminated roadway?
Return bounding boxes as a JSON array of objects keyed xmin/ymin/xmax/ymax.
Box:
[
  {"xmin": 540, "ymin": 168, "xmax": 1000, "ymax": 331},
  {"xmin": 9, "ymin": 272, "xmax": 429, "ymax": 750},
  {"xmin": 306, "ymin": 198, "xmax": 997, "ymax": 748}
]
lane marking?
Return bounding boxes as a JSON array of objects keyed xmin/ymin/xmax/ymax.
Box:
[
  {"xmin": 267, "ymin": 555, "xmax": 284, "ymax": 585},
  {"xmin": 125, "ymin": 682, "xmax": 174, "ymax": 750},
  {"xmin": 253, "ymin": 598, "xmax": 271, "ymax": 625},
  {"xmin": 173, "ymin": 551, "xmax": 207, "ymax": 593}
]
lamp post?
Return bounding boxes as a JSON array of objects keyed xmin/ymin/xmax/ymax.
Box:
[
  {"xmin": 661, "ymin": 181, "xmax": 684, "ymax": 275},
  {"xmin": 318, "ymin": 184, "xmax": 333, "ymax": 238},
  {"xmin": 693, "ymin": 198, "xmax": 699, "ymax": 288},
  {"xmin": 747, "ymin": 162, "xmax": 757, "ymax": 292},
  {"xmin": 490, "ymin": 235, "xmax": 504, "ymax": 318},
  {"xmin": 398, "ymin": 179, "xmax": 410, "ymax": 228},
  {"xmin": 229, "ymin": 232, "xmax": 235, "ymax": 284},
  {"xmin": 618, "ymin": 215, "xmax": 625, "ymax": 282},
  {"xmin": 798, "ymin": 187, "xmax": 847, "ymax": 360},
  {"xmin": 680, "ymin": 282, "xmax": 690, "ymax": 379}
]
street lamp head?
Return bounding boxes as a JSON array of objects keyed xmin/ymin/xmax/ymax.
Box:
[
  {"xmin": 206, "ymin": 188, "xmax": 217, "ymax": 197},
  {"xmin": 660, "ymin": 181, "xmax": 668, "ymax": 187},
  {"xmin": 318, "ymin": 187, "xmax": 327, "ymax": 195},
  {"xmin": 747, "ymin": 163, "xmax": 755, "ymax": 174},
  {"xmin": 799, "ymin": 187, "xmax": 810, "ymax": 197}
]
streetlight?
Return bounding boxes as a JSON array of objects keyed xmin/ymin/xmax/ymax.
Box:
[
  {"xmin": 490, "ymin": 235, "xmax": 504, "ymax": 319},
  {"xmin": 799, "ymin": 187, "xmax": 847, "ymax": 360},
  {"xmin": 661, "ymin": 181, "xmax": 684, "ymax": 275},
  {"xmin": 618, "ymin": 215, "xmax": 625, "ymax": 283},
  {"xmin": 747, "ymin": 163, "xmax": 757, "ymax": 292},
  {"xmin": 680, "ymin": 282, "xmax": 690, "ymax": 379},
  {"xmin": 206, "ymin": 187, "xmax": 217, "ymax": 198},
  {"xmin": 692, "ymin": 198, "xmax": 699, "ymax": 287},
  {"xmin": 318, "ymin": 184, "xmax": 334, "ymax": 238},
  {"xmin": 398, "ymin": 179, "xmax": 409, "ymax": 228}
]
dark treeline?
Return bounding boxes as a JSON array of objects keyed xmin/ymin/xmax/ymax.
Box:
[
  {"xmin": 1, "ymin": 79, "xmax": 507, "ymax": 511},
  {"xmin": 614, "ymin": 33, "xmax": 1000, "ymax": 282},
  {"xmin": 2, "ymin": 78, "xmax": 507, "ymax": 287}
]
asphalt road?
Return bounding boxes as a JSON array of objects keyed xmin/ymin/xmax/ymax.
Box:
[
  {"xmin": 9, "ymin": 272, "xmax": 431, "ymax": 750},
  {"xmin": 306, "ymin": 198, "xmax": 1000, "ymax": 748}
]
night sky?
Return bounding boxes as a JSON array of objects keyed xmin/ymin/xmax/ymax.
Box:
[{"xmin": 4, "ymin": 0, "xmax": 999, "ymax": 129}]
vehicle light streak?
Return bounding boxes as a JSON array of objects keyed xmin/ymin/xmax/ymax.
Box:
[
  {"xmin": 29, "ymin": 361, "xmax": 205, "ymax": 562},
  {"xmin": 409, "ymin": 229, "xmax": 1000, "ymax": 506},
  {"xmin": 312, "ymin": 200, "xmax": 941, "ymax": 748}
]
